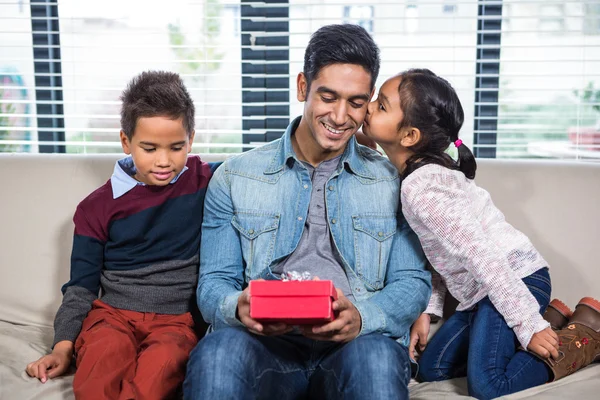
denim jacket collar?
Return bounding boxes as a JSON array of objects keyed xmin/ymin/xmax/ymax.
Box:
[{"xmin": 264, "ymin": 116, "xmax": 376, "ymax": 180}]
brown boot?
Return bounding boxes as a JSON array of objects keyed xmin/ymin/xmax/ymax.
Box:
[
  {"xmin": 543, "ymin": 297, "xmax": 600, "ymax": 381},
  {"xmin": 543, "ymin": 299, "xmax": 573, "ymax": 330}
]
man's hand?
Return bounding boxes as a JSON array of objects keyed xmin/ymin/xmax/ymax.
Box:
[
  {"xmin": 301, "ymin": 289, "xmax": 362, "ymax": 342},
  {"xmin": 237, "ymin": 283, "xmax": 293, "ymax": 336},
  {"xmin": 527, "ymin": 327, "xmax": 560, "ymax": 359},
  {"xmin": 26, "ymin": 340, "xmax": 73, "ymax": 383},
  {"xmin": 409, "ymin": 313, "xmax": 431, "ymax": 360}
]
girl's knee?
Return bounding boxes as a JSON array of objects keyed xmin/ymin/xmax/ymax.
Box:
[
  {"xmin": 417, "ymin": 364, "xmax": 448, "ymax": 382},
  {"xmin": 468, "ymin": 382, "xmax": 499, "ymax": 400},
  {"xmin": 467, "ymin": 373, "xmax": 507, "ymax": 399},
  {"xmin": 417, "ymin": 348, "xmax": 447, "ymax": 382}
]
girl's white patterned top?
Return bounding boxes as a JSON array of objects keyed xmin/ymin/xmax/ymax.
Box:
[{"xmin": 401, "ymin": 163, "xmax": 550, "ymax": 349}]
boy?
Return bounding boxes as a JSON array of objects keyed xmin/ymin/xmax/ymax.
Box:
[{"xmin": 26, "ymin": 71, "xmax": 217, "ymax": 399}]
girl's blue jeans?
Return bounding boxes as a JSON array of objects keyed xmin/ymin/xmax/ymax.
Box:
[{"xmin": 418, "ymin": 267, "xmax": 552, "ymax": 399}]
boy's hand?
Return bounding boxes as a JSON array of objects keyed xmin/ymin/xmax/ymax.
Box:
[
  {"xmin": 26, "ymin": 341, "xmax": 74, "ymax": 383},
  {"xmin": 527, "ymin": 327, "xmax": 560, "ymax": 359},
  {"xmin": 409, "ymin": 313, "xmax": 431, "ymax": 360},
  {"xmin": 301, "ymin": 289, "xmax": 362, "ymax": 343},
  {"xmin": 236, "ymin": 282, "xmax": 293, "ymax": 336}
]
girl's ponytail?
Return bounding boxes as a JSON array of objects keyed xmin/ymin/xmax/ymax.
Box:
[
  {"xmin": 454, "ymin": 139, "xmax": 477, "ymax": 179},
  {"xmin": 397, "ymin": 69, "xmax": 478, "ymax": 180}
]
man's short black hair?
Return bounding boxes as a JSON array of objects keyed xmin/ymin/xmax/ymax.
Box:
[
  {"xmin": 120, "ymin": 71, "xmax": 195, "ymax": 140},
  {"xmin": 303, "ymin": 24, "xmax": 380, "ymax": 92}
]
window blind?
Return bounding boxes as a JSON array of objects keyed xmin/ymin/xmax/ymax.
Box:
[{"xmin": 1, "ymin": 0, "xmax": 599, "ymax": 161}]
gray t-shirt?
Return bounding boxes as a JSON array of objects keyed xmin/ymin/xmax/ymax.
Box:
[{"xmin": 273, "ymin": 156, "xmax": 354, "ymax": 301}]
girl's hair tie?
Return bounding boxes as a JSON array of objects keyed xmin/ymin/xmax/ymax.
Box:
[{"xmin": 454, "ymin": 139, "xmax": 463, "ymax": 148}]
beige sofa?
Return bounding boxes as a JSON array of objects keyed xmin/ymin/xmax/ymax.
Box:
[{"xmin": 1, "ymin": 153, "xmax": 599, "ymax": 399}]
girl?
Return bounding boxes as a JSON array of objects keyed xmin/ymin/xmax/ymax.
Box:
[{"xmin": 361, "ymin": 68, "xmax": 600, "ymax": 399}]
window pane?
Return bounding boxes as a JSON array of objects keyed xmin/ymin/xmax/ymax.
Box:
[
  {"xmin": 289, "ymin": 0, "xmax": 479, "ymax": 150},
  {"xmin": 498, "ymin": 0, "xmax": 600, "ymax": 161},
  {"xmin": 58, "ymin": 0, "xmax": 241, "ymax": 153},
  {"xmin": 0, "ymin": 1, "xmax": 37, "ymax": 153}
]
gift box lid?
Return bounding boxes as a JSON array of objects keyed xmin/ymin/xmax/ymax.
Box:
[{"xmin": 249, "ymin": 280, "xmax": 337, "ymax": 299}]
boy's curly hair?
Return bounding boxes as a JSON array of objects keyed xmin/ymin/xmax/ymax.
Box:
[{"xmin": 120, "ymin": 71, "xmax": 195, "ymax": 140}]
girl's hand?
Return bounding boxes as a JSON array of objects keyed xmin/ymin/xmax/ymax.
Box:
[
  {"xmin": 527, "ymin": 327, "xmax": 559, "ymax": 359},
  {"xmin": 409, "ymin": 313, "xmax": 431, "ymax": 360},
  {"xmin": 26, "ymin": 341, "xmax": 74, "ymax": 383}
]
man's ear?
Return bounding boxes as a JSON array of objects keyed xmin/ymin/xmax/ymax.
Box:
[
  {"xmin": 120, "ymin": 130, "xmax": 132, "ymax": 155},
  {"xmin": 297, "ymin": 72, "xmax": 308, "ymax": 102},
  {"xmin": 400, "ymin": 127, "xmax": 421, "ymax": 148}
]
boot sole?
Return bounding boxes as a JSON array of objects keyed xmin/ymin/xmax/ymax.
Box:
[
  {"xmin": 579, "ymin": 297, "xmax": 600, "ymax": 314},
  {"xmin": 549, "ymin": 299, "xmax": 573, "ymax": 318}
]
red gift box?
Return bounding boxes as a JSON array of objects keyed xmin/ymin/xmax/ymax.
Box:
[{"xmin": 249, "ymin": 280, "xmax": 338, "ymax": 324}]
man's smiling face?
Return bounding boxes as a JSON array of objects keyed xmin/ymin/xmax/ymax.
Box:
[{"xmin": 295, "ymin": 63, "xmax": 373, "ymax": 162}]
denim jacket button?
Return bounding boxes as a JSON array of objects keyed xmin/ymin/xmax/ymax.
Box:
[
  {"xmin": 303, "ymin": 184, "xmax": 308, "ymax": 189},
  {"xmin": 378, "ymin": 231, "xmax": 384, "ymax": 237},
  {"xmin": 331, "ymin": 219, "xmax": 337, "ymax": 224},
  {"xmin": 328, "ymin": 185, "xmax": 334, "ymax": 191},
  {"xmin": 297, "ymin": 216, "xmax": 303, "ymax": 221},
  {"xmin": 248, "ymin": 229, "xmax": 255, "ymax": 235}
]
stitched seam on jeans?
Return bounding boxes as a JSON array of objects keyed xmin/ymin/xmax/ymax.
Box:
[
  {"xmin": 252, "ymin": 368, "xmax": 306, "ymax": 392},
  {"xmin": 435, "ymin": 323, "xmax": 470, "ymax": 380},
  {"xmin": 505, "ymin": 351, "xmax": 540, "ymax": 381},
  {"xmin": 525, "ymin": 274, "xmax": 551, "ymax": 287},
  {"xmin": 526, "ymin": 268, "xmax": 551, "ymax": 283},
  {"xmin": 483, "ymin": 312, "xmax": 505, "ymax": 376},
  {"xmin": 315, "ymin": 365, "xmax": 346, "ymax": 395},
  {"xmin": 527, "ymin": 286, "xmax": 551, "ymax": 303}
]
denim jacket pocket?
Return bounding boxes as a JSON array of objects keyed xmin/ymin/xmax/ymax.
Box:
[
  {"xmin": 352, "ymin": 213, "xmax": 397, "ymax": 290},
  {"xmin": 231, "ymin": 211, "xmax": 280, "ymax": 281}
]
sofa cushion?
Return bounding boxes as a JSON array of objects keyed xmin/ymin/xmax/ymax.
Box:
[{"xmin": 0, "ymin": 321, "xmax": 74, "ymax": 400}]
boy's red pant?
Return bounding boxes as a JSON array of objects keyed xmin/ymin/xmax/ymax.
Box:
[{"xmin": 73, "ymin": 300, "xmax": 198, "ymax": 400}]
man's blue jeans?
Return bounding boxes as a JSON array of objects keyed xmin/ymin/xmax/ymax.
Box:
[
  {"xmin": 418, "ymin": 268, "xmax": 552, "ymax": 399},
  {"xmin": 184, "ymin": 328, "xmax": 411, "ymax": 400}
]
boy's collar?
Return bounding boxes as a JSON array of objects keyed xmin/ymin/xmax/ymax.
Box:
[{"xmin": 110, "ymin": 156, "xmax": 189, "ymax": 199}]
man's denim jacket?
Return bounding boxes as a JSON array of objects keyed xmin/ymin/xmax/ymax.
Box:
[{"xmin": 198, "ymin": 117, "xmax": 431, "ymax": 346}]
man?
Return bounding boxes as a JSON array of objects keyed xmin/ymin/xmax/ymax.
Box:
[{"xmin": 184, "ymin": 24, "xmax": 431, "ymax": 400}]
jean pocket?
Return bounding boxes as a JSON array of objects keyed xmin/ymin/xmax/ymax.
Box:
[{"xmin": 352, "ymin": 213, "xmax": 398, "ymax": 289}]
